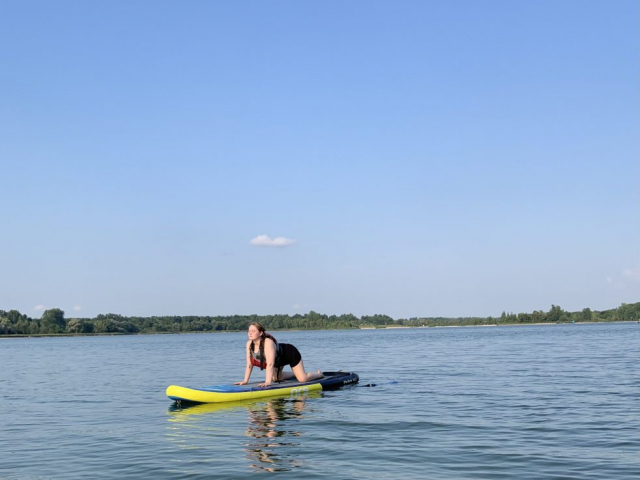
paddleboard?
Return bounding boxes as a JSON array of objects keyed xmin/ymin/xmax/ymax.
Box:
[{"xmin": 167, "ymin": 371, "xmax": 359, "ymax": 404}]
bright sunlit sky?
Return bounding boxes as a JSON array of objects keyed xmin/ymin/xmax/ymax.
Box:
[{"xmin": 1, "ymin": 1, "xmax": 638, "ymax": 319}]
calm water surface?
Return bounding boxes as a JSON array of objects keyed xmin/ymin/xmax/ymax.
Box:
[{"xmin": 1, "ymin": 323, "xmax": 638, "ymax": 479}]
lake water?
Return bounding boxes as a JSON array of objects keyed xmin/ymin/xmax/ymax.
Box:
[{"xmin": 1, "ymin": 323, "xmax": 638, "ymax": 479}]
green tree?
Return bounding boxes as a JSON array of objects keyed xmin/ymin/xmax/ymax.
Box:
[
  {"xmin": 41, "ymin": 308, "xmax": 66, "ymax": 333},
  {"xmin": 547, "ymin": 305, "xmax": 565, "ymax": 323},
  {"xmin": 66, "ymin": 318, "xmax": 94, "ymax": 334},
  {"xmin": 581, "ymin": 308, "xmax": 592, "ymax": 322},
  {"xmin": 362, "ymin": 314, "xmax": 394, "ymax": 326},
  {"xmin": 517, "ymin": 313, "xmax": 532, "ymax": 323},
  {"xmin": 617, "ymin": 303, "xmax": 639, "ymax": 321},
  {"xmin": 94, "ymin": 318, "xmax": 119, "ymax": 333},
  {"xmin": 7, "ymin": 310, "xmax": 28, "ymax": 324},
  {"xmin": 531, "ymin": 310, "xmax": 546, "ymax": 323},
  {"xmin": 15, "ymin": 320, "xmax": 29, "ymax": 334},
  {"xmin": 0, "ymin": 317, "xmax": 15, "ymax": 334}
]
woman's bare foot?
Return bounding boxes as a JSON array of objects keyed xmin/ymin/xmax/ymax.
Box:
[{"xmin": 306, "ymin": 369, "xmax": 323, "ymax": 381}]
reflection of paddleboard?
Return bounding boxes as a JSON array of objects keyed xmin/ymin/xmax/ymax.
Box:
[
  {"xmin": 166, "ymin": 371, "xmax": 359, "ymax": 404},
  {"xmin": 167, "ymin": 391, "xmax": 324, "ymax": 416}
]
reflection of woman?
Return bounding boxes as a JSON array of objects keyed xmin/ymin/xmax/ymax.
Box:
[
  {"xmin": 247, "ymin": 401, "xmax": 290, "ymax": 439},
  {"xmin": 236, "ymin": 322, "xmax": 322, "ymax": 387},
  {"xmin": 245, "ymin": 398, "xmax": 306, "ymax": 472}
]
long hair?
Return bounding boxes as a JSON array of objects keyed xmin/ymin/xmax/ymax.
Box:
[{"xmin": 249, "ymin": 322, "xmax": 267, "ymax": 370}]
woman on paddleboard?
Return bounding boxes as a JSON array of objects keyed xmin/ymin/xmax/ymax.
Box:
[{"xmin": 235, "ymin": 322, "xmax": 323, "ymax": 387}]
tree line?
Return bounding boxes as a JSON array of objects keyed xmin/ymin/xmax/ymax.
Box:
[{"xmin": 0, "ymin": 302, "xmax": 638, "ymax": 336}]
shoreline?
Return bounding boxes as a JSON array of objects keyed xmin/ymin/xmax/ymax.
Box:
[{"xmin": 0, "ymin": 320, "xmax": 636, "ymax": 339}]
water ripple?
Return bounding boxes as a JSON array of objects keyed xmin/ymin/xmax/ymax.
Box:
[{"xmin": 0, "ymin": 323, "xmax": 638, "ymax": 479}]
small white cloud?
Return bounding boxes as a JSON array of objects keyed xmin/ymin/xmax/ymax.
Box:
[
  {"xmin": 34, "ymin": 305, "xmax": 45, "ymax": 311},
  {"xmin": 622, "ymin": 264, "xmax": 640, "ymax": 282},
  {"xmin": 606, "ymin": 276, "xmax": 626, "ymax": 290},
  {"xmin": 73, "ymin": 305, "xmax": 82, "ymax": 312},
  {"xmin": 250, "ymin": 234, "xmax": 297, "ymax": 248}
]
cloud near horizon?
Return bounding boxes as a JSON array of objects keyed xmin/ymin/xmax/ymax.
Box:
[
  {"xmin": 34, "ymin": 305, "xmax": 45, "ymax": 311},
  {"xmin": 250, "ymin": 234, "xmax": 297, "ymax": 248},
  {"xmin": 622, "ymin": 264, "xmax": 640, "ymax": 282}
]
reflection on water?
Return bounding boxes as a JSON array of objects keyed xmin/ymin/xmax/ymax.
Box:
[
  {"xmin": 244, "ymin": 397, "xmax": 310, "ymax": 472},
  {"xmin": 167, "ymin": 392, "xmax": 321, "ymax": 473}
]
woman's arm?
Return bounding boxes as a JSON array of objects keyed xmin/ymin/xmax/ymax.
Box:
[
  {"xmin": 235, "ymin": 341, "xmax": 253, "ymax": 385},
  {"xmin": 259, "ymin": 338, "xmax": 277, "ymax": 387}
]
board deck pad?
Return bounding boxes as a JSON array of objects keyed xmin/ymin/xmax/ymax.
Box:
[{"xmin": 167, "ymin": 371, "xmax": 359, "ymax": 404}]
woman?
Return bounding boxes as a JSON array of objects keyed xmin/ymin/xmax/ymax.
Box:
[{"xmin": 235, "ymin": 322, "xmax": 323, "ymax": 387}]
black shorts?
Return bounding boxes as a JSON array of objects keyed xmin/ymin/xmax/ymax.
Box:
[{"xmin": 276, "ymin": 343, "xmax": 302, "ymax": 368}]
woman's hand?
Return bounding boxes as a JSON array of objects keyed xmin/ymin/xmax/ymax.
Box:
[
  {"xmin": 258, "ymin": 382, "xmax": 271, "ymax": 388},
  {"xmin": 235, "ymin": 381, "xmax": 248, "ymax": 385}
]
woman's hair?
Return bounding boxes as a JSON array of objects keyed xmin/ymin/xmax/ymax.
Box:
[{"xmin": 249, "ymin": 322, "xmax": 267, "ymax": 370}]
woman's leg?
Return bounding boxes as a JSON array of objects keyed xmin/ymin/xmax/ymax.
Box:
[
  {"xmin": 277, "ymin": 369, "xmax": 296, "ymax": 381},
  {"xmin": 291, "ymin": 360, "xmax": 323, "ymax": 382}
]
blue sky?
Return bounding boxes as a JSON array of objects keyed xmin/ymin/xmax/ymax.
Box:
[{"xmin": 1, "ymin": 1, "xmax": 638, "ymax": 319}]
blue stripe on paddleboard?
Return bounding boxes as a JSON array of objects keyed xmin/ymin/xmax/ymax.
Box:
[{"xmin": 183, "ymin": 372, "xmax": 358, "ymax": 394}]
